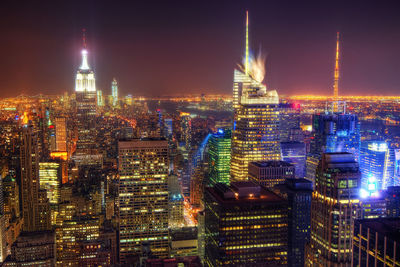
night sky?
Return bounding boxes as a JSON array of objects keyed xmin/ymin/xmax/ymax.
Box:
[{"xmin": 1, "ymin": 0, "xmax": 400, "ymax": 97}]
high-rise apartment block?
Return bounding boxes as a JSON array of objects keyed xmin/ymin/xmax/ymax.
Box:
[{"xmin": 118, "ymin": 139, "xmax": 169, "ymax": 263}]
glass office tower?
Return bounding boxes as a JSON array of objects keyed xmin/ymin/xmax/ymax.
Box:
[
  {"xmin": 208, "ymin": 129, "xmax": 231, "ymax": 186},
  {"xmin": 231, "ymin": 69, "xmax": 281, "ymax": 181}
]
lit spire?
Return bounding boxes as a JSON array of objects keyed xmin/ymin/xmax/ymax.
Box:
[
  {"xmin": 244, "ymin": 10, "xmax": 250, "ymax": 75},
  {"xmin": 333, "ymin": 32, "xmax": 340, "ymax": 112},
  {"xmin": 80, "ymin": 29, "xmax": 90, "ymax": 70}
]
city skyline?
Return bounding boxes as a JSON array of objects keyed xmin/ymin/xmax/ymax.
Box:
[{"xmin": 1, "ymin": 0, "xmax": 400, "ymax": 97}]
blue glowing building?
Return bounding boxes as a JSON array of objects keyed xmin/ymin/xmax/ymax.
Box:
[
  {"xmin": 281, "ymin": 141, "xmax": 306, "ymax": 178},
  {"xmin": 306, "ymin": 113, "xmax": 360, "ymax": 184},
  {"xmin": 310, "ymin": 113, "xmax": 360, "ymax": 159},
  {"xmin": 360, "ymin": 140, "xmax": 395, "ymax": 191}
]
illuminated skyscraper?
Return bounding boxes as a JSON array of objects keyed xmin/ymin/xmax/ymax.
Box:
[
  {"xmin": 118, "ymin": 139, "xmax": 169, "ymax": 263},
  {"xmin": 180, "ymin": 112, "xmax": 191, "ymax": 151},
  {"xmin": 75, "ymin": 31, "xmax": 96, "ymax": 93},
  {"xmin": 75, "ymin": 32, "xmax": 97, "ymax": 154},
  {"xmin": 54, "ymin": 117, "xmax": 67, "ymax": 152},
  {"xmin": 39, "ymin": 161, "xmax": 61, "ymax": 225},
  {"xmin": 208, "ymin": 129, "xmax": 231, "ymax": 186},
  {"xmin": 310, "ymin": 113, "xmax": 360, "ymax": 158},
  {"xmin": 97, "ymin": 90, "xmax": 104, "ymax": 107},
  {"xmin": 306, "ymin": 113, "xmax": 360, "ymax": 184},
  {"xmin": 231, "ymin": 12, "xmax": 281, "ymax": 181},
  {"xmin": 168, "ymin": 173, "xmax": 184, "ymax": 228},
  {"xmin": 360, "ymin": 140, "xmax": 395, "ymax": 191},
  {"xmin": 111, "ymin": 78, "xmax": 118, "ymax": 107},
  {"xmin": 306, "ymin": 153, "xmax": 360, "ymax": 266},
  {"xmin": 204, "ymin": 182, "xmax": 288, "ymax": 266}
]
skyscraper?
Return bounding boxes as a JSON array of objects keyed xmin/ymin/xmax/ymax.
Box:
[
  {"xmin": 279, "ymin": 103, "xmax": 301, "ymax": 142},
  {"xmin": 281, "ymin": 141, "xmax": 306, "ymax": 178},
  {"xmin": 54, "ymin": 117, "xmax": 67, "ymax": 152},
  {"xmin": 20, "ymin": 125, "xmax": 39, "ymax": 232},
  {"xmin": 208, "ymin": 129, "xmax": 231, "ymax": 186},
  {"xmin": 310, "ymin": 113, "xmax": 360, "ymax": 158},
  {"xmin": 306, "ymin": 113, "xmax": 360, "ymax": 184},
  {"xmin": 385, "ymin": 186, "xmax": 400, "ymax": 218},
  {"xmin": 111, "ymin": 78, "xmax": 118, "ymax": 107},
  {"xmin": 118, "ymin": 139, "xmax": 169, "ymax": 263},
  {"xmin": 230, "ymin": 12, "xmax": 281, "ymax": 181},
  {"xmin": 360, "ymin": 140, "xmax": 395, "ymax": 191},
  {"xmin": 273, "ymin": 178, "xmax": 313, "ymax": 267},
  {"xmin": 97, "ymin": 90, "xmax": 104, "ymax": 107},
  {"xmin": 306, "ymin": 153, "xmax": 360, "ymax": 266},
  {"xmin": 204, "ymin": 182, "xmax": 288, "ymax": 266},
  {"xmin": 75, "ymin": 32, "xmax": 97, "ymax": 154}
]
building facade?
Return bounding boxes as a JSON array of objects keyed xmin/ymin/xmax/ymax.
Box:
[
  {"xmin": 248, "ymin": 161, "xmax": 295, "ymax": 188},
  {"xmin": 118, "ymin": 139, "xmax": 169, "ymax": 263},
  {"xmin": 75, "ymin": 46, "xmax": 97, "ymax": 154},
  {"xmin": 353, "ymin": 218, "xmax": 400, "ymax": 266},
  {"xmin": 360, "ymin": 140, "xmax": 394, "ymax": 191},
  {"xmin": 208, "ymin": 129, "xmax": 231, "ymax": 186},
  {"xmin": 273, "ymin": 178, "xmax": 313, "ymax": 267},
  {"xmin": 280, "ymin": 141, "xmax": 306, "ymax": 178},
  {"xmin": 204, "ymin": 182, "xmax": 288, "ymax": 266},
  {"xmin": 306, "ymin": 153, "xmax": 361, "ymax": 266},
  {"xmin": 231, "ymin": 71, "xmax": 281, "ymax": 181}
]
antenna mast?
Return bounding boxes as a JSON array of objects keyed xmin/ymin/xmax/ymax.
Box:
[
  {"xmin": 82, "ymin": 28, "xmax": 87, "ymax": 49},
  {"xmin": 333, "ymin": 32, "xmax": 340, "ymax": 112},
  {"xmin": 245, "ymin": 11, "xmax": 249, "ymax": 75}
]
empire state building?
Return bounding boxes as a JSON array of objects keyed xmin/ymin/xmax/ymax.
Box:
[
  {"xmin": 74, "ymin": 36, "xmax": 98, "ymax": 156},
  {"xmin": 75, "ymin": 49, "xmax": 96, "ymax": 92}
]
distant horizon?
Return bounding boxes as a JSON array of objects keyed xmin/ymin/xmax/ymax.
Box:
[{"xmin": 1, "ymin": 1, "xmax": 400, "ymax": 97}]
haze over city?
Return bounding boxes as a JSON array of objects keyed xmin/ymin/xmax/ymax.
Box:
[
  {"xmin": 2, "ymin": 0, "xmax": 400, "ymax": 97},
  {"xmin": 3, "ymin": 1, "xmax": 400, "ymax": 266}
]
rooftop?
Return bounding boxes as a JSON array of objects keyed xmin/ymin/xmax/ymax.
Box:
[
  {"xmin": 250, "ymin": 161, "xmax": 293, "ymax": 168},
  {"xmin": 208, "ymin": 182, "xmax": 284, "ymax": 203}
]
